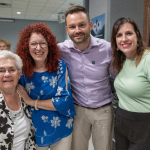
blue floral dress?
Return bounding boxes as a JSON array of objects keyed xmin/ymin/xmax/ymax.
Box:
[{"xmin": 19, "ymin": 60, "xmax": 76, "ymax": 147}]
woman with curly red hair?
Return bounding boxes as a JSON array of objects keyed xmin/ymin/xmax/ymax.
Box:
[{"xmin": 16, "ymin": 23, "xmax": 76, "ymax": 150}]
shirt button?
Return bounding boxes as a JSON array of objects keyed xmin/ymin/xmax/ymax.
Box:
[
  {"xmin": 83, "ymin": 64, "xmax": 84, "ymax": 66},
  {"xmin": 86, "ymin": 87, "xmax": 87, "ymax": 88},
  {"xmin": 84, "ymin": 76, "xmax": 86, "ymax": 78}
]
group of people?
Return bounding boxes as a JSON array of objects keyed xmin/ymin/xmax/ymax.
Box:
[{"xmin": 0, "ymin": 5, "xmax": 150, "ymax": 150}]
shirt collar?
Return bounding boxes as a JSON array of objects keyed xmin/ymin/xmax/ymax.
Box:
[{"xmin": 68, "ymin": 35, "xmax": 99, "ymax": 54}]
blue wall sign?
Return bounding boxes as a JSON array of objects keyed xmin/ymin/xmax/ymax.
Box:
[{"xmin": 91, "ymin": 13, "xmax": 105, "ymax": 39}]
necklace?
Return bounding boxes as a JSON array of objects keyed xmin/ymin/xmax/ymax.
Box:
[
  {"xmin": 5, "ymin": 91, "xmax": 24, "ymax": 123},
  {"xmin": 130, "ymin": 57, "xmax": 136, "ymax": 61},
  {"xmin": 9, "ymin": 106, "xmax": 24, "ymax": 123}
]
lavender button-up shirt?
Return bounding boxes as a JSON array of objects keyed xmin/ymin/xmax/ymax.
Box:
[{"xmin": 58, "ymin": 35, "xmax": 115, "ymax": 108}]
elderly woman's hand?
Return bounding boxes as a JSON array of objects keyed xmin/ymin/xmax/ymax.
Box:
[
  {"xmin": 17, "ymin": 85, "xmax": 56, "ymax": 110},
  {"xmin": 17, "ymin": 84, "xmax": 34, "ymax": 106}
]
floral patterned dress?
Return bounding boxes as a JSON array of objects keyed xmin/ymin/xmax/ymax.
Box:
[{"xmin": 18, "ymin": 60, "xmax": 76, "ymax": 147}]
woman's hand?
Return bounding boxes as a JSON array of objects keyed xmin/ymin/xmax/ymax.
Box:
[
  {"xmin": 17, "ymin": 84, "xmax": 56, "ymax": 110},
  {"xmin": 17, "ymin": 84, "xmax": 34, "ymax": 106}
]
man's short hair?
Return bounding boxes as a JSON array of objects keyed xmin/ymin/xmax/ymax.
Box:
[
  {"xmin": 0, "ymin": 39, "xmax": 11, "ymax": 50},
  {"xmin": 65, "ymin": 5, "xmax": 90, "ymax": 23}
]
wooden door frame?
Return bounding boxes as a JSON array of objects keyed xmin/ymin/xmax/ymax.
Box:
[{"xmin": 143, "ymin": 0, "xmax": 150, "ymax": 47}]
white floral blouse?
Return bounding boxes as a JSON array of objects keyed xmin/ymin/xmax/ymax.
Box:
[{"xmin": 0, "ymin": 92, "xmax": 36, "ymax": 150}]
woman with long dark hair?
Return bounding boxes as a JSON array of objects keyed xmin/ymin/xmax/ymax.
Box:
[{"xmin": 111, "ymin": 17, "xmax": 150, "ymax": 150}]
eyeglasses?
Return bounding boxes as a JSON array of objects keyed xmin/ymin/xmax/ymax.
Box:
[
  {"xmin": 0, "ymin": 68, "xmax": 18, "ymax": 76},
  {"xmin": 0, "ymin": 45, "xmax": 7, "ymax": 48},
  {"xmin": 28, "ymin": 41, "xmax": 47, "ymax": 49}
]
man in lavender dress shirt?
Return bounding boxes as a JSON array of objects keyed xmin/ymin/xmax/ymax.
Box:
[{"xmin": 58, "ymin": 5, "xmax": 115, "ymax": 150}]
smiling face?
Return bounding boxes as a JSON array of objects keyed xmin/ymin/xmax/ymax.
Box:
[
  {"xmin": 0, "ymin": 58, "xmax": 21, "ymax": 94},
  {"xmin": 0, "ymin": 42, "xmax": 8, "ymax": 50},
  {"xmin": 29, "ymin": 33, "xmax": 48, "ymax": 65},
  {"xmin": 116, "ymin": 23, "xmax": 138, "ymax": 59},
  {"xmin": 66, "ymin": 12, "xmax": 93, "ymax": 47}
]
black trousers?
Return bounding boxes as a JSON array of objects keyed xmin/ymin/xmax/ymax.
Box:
[{"xmin": 114, "ymin": 107, "xmax": 150, "ymax": 150}]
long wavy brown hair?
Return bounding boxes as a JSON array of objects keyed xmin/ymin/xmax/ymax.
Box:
[
  {"xmin": 15, "ymin": 23, "xmax": 59, "ymax": 77},
  {"xmin": 111, "ymin": 17, "xmax": 145, "ymax": 73}
]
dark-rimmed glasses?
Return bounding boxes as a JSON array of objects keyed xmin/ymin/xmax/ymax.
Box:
[{"xmin": 28, "ymin": 41, "xmax": 47, "ymax": 49}]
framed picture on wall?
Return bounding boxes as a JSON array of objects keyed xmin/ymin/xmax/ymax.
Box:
[{"xmin": 91, "ymin": 13, "xmax": 105, "ymax": 39}]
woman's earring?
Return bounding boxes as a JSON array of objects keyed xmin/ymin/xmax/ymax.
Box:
[{"xmin": 117, "ymin": 47, "xmax": 119, "ymax": 51}]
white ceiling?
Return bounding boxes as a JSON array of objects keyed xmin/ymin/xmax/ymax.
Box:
[{"xmin": 0, "ymin": 0, "xmax": 83, "ymax": 21}]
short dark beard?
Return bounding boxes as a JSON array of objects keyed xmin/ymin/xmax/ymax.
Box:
[{"xmin": 70, "ymin": 30, "xmax": 90, "ymax": 45}]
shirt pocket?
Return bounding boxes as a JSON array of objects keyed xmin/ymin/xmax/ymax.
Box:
[{"xmin": 84, "ymin": 62, "xmax": 110, "ymax": 80}]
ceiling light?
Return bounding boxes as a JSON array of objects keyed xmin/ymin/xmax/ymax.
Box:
[
  {"xmin": 0, "ymin": 18, "xmax": 15, "ymax": 22},
  {"xmin": 69, "ymin": 3, "xmax": 75, "ymax": 6},
  {"xmin": 0, "ymin": 3, "xmax": 11, "ymax": 8},
  {"xmin": 17, "ymin": 12, "xmax": 21, "ymax": 14}
]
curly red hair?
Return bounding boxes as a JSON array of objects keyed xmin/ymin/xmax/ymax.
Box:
[{"xmin": 15, "ymin": 23, "xmax": 59, "ymax": 77}]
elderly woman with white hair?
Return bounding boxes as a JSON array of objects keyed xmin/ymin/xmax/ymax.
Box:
[{"xmin": 0, "ymin": 50, "xmax": 36, "ymax": 150}]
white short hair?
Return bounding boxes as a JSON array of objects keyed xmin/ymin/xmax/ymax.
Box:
[{"xmin": 0, "ymin": 50, "xmax": 23, "ymax": 70}]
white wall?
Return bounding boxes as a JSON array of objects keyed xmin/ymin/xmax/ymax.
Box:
[
  {"xmin": 110, "ymin": 0, "xmax": 144, "ymax": 42},
  {"xmin": 64, "ymin": 24, "xmax": 70, "ymax": 40},
  {"xmin": 89, "ymin": 0, "xmax": 144, "ymax": 42},
  {"xmin": 0, "ymin": 19, "xmax": 66, "ymax": 52}
]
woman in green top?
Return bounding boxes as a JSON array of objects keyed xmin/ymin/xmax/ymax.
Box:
[{"xmin": 111, "ymin": 17, "xmax": 150, "ymax": 150}]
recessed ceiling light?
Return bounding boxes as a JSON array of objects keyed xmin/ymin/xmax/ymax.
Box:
[
  {"xmin": 17, "ymin": 12, "xmax": 21, "ymax": 14},
  {"xmin": 69, "ymin": 3, "xmax": 75, "ymax": 6},
  {"xmin": 0, "ymin": 18, "xmax": 15, "ymax": 22}
]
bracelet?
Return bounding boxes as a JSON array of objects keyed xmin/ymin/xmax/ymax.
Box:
[{"xmin": 35, "ymin": 98, "xmax": 39, "ymax": 110}]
